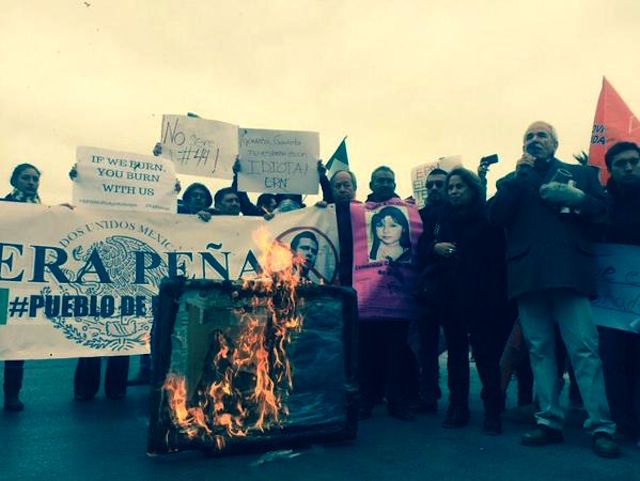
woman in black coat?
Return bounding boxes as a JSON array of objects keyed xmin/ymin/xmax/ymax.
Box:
[
  {"xmin": 2, "ymin": 163, "xmax": 43, "ymax": 411},
  {"xmin": 418, "ymin": 167, "xmax": 514, "ymax": 434}
]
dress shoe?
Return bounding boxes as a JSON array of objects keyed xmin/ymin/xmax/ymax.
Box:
[
  {"xmin": 483, "ymin": 416, "xmax": 502, "ymax": 435},
  {"xmin": 521, "ymin": 425, "xmax": 563, "ymax": 446},
  {"xmin": 442, "ymin": 406, "xmax": 470, "ymax": 429},
  {"xmin": 592, "ymin": 432, "xmax": 620, "ymax": 458}
]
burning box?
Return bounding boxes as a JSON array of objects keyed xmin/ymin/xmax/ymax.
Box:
[{"xmin": 148, "ymin": 278, "xmax": 358, "ymax": 456}]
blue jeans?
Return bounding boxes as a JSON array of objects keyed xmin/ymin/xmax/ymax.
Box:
[{"xmin": 517, "ymin": 289, "xmax": 615, "ymax": 434}]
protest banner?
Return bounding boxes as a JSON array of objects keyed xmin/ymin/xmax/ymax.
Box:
[
  {"xmin": 73, "ymin": 146, "xmax": 177, "ymax": 213},
  {"xmin": 591, "ymin": 243, "xmax": 640, "ymax": 334},
  {"xmin": 0, "ymin": 203, "xmax": 339, "ymax": 360},
  {"xmin": 350, "ymin": 199, "xmax": 423, "ymax": 321},
  {"xmin": 411, "ymin": 156, "xmax": 461, "ymax": 208},
  {"xmin": 237, "ymin": 128, "xmax": 320, "ymax": 194},
  {"xmin": 160, "ymin": 115, "xmax": 239, "ymax": 178},
  {"xmin": 589, "ymin": 77, "xmax": 640, "ymax": 184}
]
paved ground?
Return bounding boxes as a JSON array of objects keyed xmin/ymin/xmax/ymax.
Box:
[{"xmin": 2, "ymin": 357, "xmax": 638, "ymax": 481}]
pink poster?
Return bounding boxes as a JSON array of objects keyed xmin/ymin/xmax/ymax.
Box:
[{"xmin": 351, "ymin": 199, "xmax": 423, "ymax": 321}]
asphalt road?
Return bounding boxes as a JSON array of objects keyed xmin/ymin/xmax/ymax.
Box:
[{"xmin": 2, "ymin": 357, "xmax": 637, "ymax": 481}]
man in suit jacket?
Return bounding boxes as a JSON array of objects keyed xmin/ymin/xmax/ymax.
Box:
[{"xmin": 487, "ymin": 121, "xmax": 619, "ymax": 458}]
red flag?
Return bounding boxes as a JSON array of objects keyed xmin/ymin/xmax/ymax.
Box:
[{"xmin": 589, "ymin": 77, "xmax": 640, "ymax": 184}]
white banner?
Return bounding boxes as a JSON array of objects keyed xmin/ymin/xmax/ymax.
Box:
[
  {"xmin": 410, "ymin": 156, "xmax": 461, "ymax": 208},
  {"xmin": 160, "ymin": 115, "xmax": 239, "ymax": 179},
  {"xmin": 73, "ymin": 146, "xmax": 177, "ymax": 213},
  {"xmin": 237, "ymin": 128, "xmax": 320, "ymax": 194},
  {"xmin": 0, "ymin": 204, "xmax": 339, "ymax": 360},
  {"xmin": 592, "ymin": 243, "xmax": 640, "ymax": 334}
]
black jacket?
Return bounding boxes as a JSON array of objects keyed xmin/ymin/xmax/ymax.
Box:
[
  {"xmin": 419, "ymin": 201, "xmax": 509, "ymax": 324},
  {"xmin": 603, "ymin": 178, "xmax": 640, "ymax": 246}
]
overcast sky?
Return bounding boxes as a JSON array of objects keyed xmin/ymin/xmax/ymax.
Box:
[{"xmin": 2, "ymin": 0, "xmax": 640, "ymax": 203}]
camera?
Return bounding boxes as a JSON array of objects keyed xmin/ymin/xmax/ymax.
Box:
[{"xmin": 479, "ymin": 154, "xmax": 499, "ymax": 166}]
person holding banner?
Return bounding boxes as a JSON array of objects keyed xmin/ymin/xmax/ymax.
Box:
[
  {"xmin": 487, "ymin": 121, "xmax": 619, "ymax": 458},
  {"xmin": 599, "ymin": 141, "xmax": 640, "ymax": 444},
  {"xmin": 2, "ymin": 164, "xmax": 42, "ymax": 410},
  {"xmin": 358, "ymin": 166, "xmax": 419, "ymax": 422},
  {"xmin": 419, "ymin": 167, "xmax": 513, "ymax": 434},
  {"xmin": 211, "ymin": 187, "xmax": 241, "ymax": 216},
  {"xmin": 178, "ymin": 183, "xmax": 213, "ymax": 215}
]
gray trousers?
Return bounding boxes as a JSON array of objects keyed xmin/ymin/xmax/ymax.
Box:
[{"xmin": 517, "ymin": 288, "xmax": 615, "ymax": 435}]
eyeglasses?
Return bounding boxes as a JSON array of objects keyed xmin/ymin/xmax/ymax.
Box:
[{"xmin": 426, "ymin": 181, "xmax": 444, "ymax": 189}]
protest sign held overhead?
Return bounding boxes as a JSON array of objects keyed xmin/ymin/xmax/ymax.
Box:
[
  {"xmin": 411, "ymin": 155, "xmax": 461, "ymax": 208},
  {"xmin": 73, "ymin": 146, "xmax": 177, "ymax": 213},
  {"xmin": 160, "ymin": 115, "xmax": 239, "ymax": 179},
  {"xmin": 237, "ymin": 128, "xmax": 320, "ymax": 194},
  {"xmin": 589, "ymin": 77, "xmax": 640, "ymax": 184}
]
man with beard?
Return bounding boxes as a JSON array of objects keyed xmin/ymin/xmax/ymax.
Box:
[{"xmin": 487, "ymin": 121, "xmax": 619, "ymax": 457}]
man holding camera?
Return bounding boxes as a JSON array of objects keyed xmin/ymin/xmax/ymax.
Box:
[{"xmin": 487, "ymin": 121, "xmax": 619, "ymax": 458}]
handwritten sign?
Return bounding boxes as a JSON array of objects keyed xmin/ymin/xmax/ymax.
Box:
[
  {"xmin": 592, "ymin": 243, "xmax": 640, "ymax": 334},
  {"xmin": 73, "ymin": 146, "xmax": 177, "ymax": 213},
  {"xmin": 411, "ymin": 156, "xmax": 461, "ymax": 208},
  {"xmin": 160, "ymin": 115, "xmax": 238, "ymax": 179},
  {"xmin": 237, "ymin": 128, "xmax": 320, "ymax": 194}
]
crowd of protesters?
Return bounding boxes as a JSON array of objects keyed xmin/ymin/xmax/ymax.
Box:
[{"xmin": 2, "ymin": 121, "xmax": 639, "ymax": 460}]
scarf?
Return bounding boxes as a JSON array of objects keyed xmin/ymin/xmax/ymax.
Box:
[{"xmin": 7, "ymin": 188, "xmax": 41, "ymax": 204}]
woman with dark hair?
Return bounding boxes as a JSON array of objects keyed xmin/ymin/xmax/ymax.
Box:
[
  {"xmin": 369, "ymin": 206, "xmax": 411, "ymax": 262},
  {"xmin": 417, "ymin": 167, "xmax": 514, "ymax": 434},
  {"xmin": 2, "ymin": 163, "xmax": 42, "ymax": 411}
]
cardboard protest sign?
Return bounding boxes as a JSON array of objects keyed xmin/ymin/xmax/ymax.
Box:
[
  {"xmin": 160, "ymin": 115, "xmax": 238, "ymax": 179},
  {"xmin": 237, "ymin": 128, "xmax": 320, "ymax": 194},
  {"xmin": 592, "ymin": 243, "xmax": 640, "ymax": 334},
  {"xmin": 411, "ymin": 156, "xmax": 461, "ymax": 208},
  {"xmin": 73, "ymin": 146, "xmax": 177, "ymax": 213}
]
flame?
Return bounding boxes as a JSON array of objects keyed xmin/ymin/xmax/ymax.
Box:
[{"xmin": 162, "ymin": 225, "xmax": 307, "ymax": 449}]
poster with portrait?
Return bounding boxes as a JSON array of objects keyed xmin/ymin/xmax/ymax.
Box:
[{"xmin": 350, "ymin": 199, "xmax": 423, "ymax": 321}]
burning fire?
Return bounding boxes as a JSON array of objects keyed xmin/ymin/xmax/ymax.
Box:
[{"xmin": 162, "ymin": 226, "xmax": 307, "ymax": 449}]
